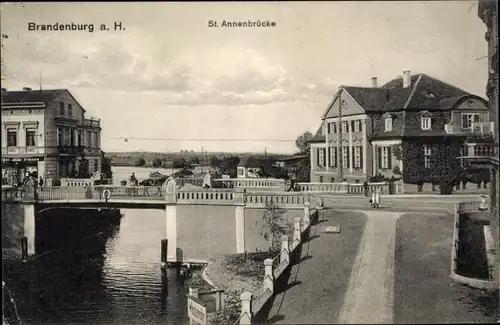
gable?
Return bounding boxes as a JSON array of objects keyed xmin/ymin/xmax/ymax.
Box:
[
  {"xmin": 51, "ymin": 90, "xmax": 86, "ymax": 123},
  {"xmin": 324, "ymin": 89, "xmax": 365, "ymax": 118},
  {"xmin": 453, "ymin": 97, "xmax": 488, "ymax": 110}
]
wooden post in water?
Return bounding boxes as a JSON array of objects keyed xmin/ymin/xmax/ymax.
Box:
[
  {"xmin": 161, "ymin": 239, "xmax": 168, "ymax": 271},
  {"xmin": 21, "ymin": 236, "xmax": 28, "ymax": 261}
]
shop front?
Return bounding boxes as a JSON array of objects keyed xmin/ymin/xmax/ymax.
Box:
[{"xmin": 2, "ymin": 157, "xmax": 44, "ymax": 186}]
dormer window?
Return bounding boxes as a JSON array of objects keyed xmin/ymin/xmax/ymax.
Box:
[
  {"xmin": 385, "ymin": 117, "xmax": 393, "ymax": 132},
  {"xmin": 420, "ymin": 111, "xmax": 432, "ymax": 130},
  {"xmin": 383, "ymin": 113, "xmax": 394, "ymax": 132},
  {"xmin": 421, "ymin": 117, "xmax": 432, "ymax": 130}
]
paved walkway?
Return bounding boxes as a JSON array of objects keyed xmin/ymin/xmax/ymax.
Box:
[
  {"xmin": 338, "ymin": 211, "xmax": 401, "ymax": 324},
  {"xmin": 267, "ymin": 210, "xmax": 365, "ymax": 324},
  {"xmin": 267, "ymin": 210, "xmax": 402, "ymax": 324}
]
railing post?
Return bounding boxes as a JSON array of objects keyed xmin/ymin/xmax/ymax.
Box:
[
  {"xmin": 303, "ymin": 202, "xmax": 311, "ymax": 231},
  {"xmin": 240, "ymin": 291, "xmax": 252, "ymax": 325},
  {"xmin": 292, "ymin": 217, "xmax": 301, "ymax": 249},
  {"xmin": 188, "ymin": 287, "xmax": 199, "ymax": 299},
  {"xmin": 280, "ymin": 235, "xmax": 289, "ymax": 265},
  {"xmin": 264, "ymin": 259, "xmax": 274, "ymax": 294}
]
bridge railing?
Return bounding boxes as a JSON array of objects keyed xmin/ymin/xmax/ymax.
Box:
[
  {"xmin": 456, "ymin": 200, "xmax": 489, "ymax": 214},
  {"xmin": 37, "ymin": 185, "xmax": 167, "ymax": 201},
  {"xmin": 176, "ymin": 188, "xmax": 241, "ymax": 204},
  {"xmin": 1, "ymin": 186, "xmax": 25, "ymax": 201},
  {"xmin": 295, "ymin": 182, "xmax": 389, "ymax": 194},
  {"xmin": 244, "ymin": 192, "xmax": 309, "ymax": 208},
  {"xmin": 213, "ymin": 178, "xmax": 286, "ymax": 189}
]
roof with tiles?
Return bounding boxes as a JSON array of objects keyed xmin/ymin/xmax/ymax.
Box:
[
  {"xmin": 310, "ymin": 72, "xmax": 481, "ymax": 142},
  {"xmin": 1, "ymin": 89, "xmax": 66, "ymax": 104}
]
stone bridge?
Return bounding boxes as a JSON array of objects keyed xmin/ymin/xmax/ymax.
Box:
[{"xmin": 2, "ymin": 185, "xmax": 323, "ymax": 265}]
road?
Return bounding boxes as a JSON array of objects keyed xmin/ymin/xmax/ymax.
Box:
[{"xmin": 337, "ymin": 211, "xmax": 401, "ymax": 324}]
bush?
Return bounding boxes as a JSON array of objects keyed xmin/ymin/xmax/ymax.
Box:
[
  {"xmin": 172, "ymin": 157, "xmax": 187, "ymax": 169},
  {"xmin": 209, "ymin": 290, "xmax": 241, "ymax": 325},
  {"xmin": 135, "ymin": 157, "xmax": 146, "ymax": 167},
  {"xmin": 392, "ymin": 165, "xmax": 402, "ymax": 175},
  {"xmin": 152, "ymin": 157, "xmax": 162, "ymax": 168},
  {"xmin": 189, "ymin": 156, "xmax": 200, "ymax": 165},
  {"xmin": 224, "ymin": 252, "xmax": 267, "ymax": 280}
]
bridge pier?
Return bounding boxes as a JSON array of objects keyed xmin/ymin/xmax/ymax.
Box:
[
  {"xmin": 235, "ymin": 205, "xmax": 246, "ymax": 254},
  {"xmin": 2, "ymin": 200, "xmax": 36, "ymax": 260},
  {"xmin": 24, "ymin": 203, "xmax": 36, "ymax": 257},
  {"xmin": 166, "ymin": 203, "xmax": 178, "ymax": 262}
]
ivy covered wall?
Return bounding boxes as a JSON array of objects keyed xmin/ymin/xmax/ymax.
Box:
[{"xmin": 402, "ymin": 137, "xmax": 464, "ymax": 194}]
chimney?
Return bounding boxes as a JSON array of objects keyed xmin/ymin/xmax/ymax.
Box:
[
  {"xmin": 371, "ymin": 77, "xmax": 378, "ymax": 88},
  {"xmin": 402, "ymin": 70, "xmax": 411, "ymax": 88},
  {"xmin": 23, "ymin": 87, "xmax": 32, "ymax": 91}
]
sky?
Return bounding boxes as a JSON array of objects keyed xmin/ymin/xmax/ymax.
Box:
[{"xmin": 0, "ymin": 1, "xmax": 489, "ymax": 154}]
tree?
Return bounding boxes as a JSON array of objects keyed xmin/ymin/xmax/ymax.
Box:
[
  {"xmin": 219, "ymin": 156, "xmax": 240, "ymax": 177},
  {"xmin": 295, "ymin": 131, "xmax": 313, "ymax": 155},
  {"xmin": 135, "ymin": 157, "xmax": 146, "ymax": 167},
  {"xmin": 172, "ymin": 157, "xmax": 187, "ymax": 169},
  {"xmin": 152, "ymin": 157, "xmax": 162, "ymax": 168},
  {"xmin": 261, "ymin": 201, "xmax": 290, "ymax": 254},
  {"xmin": 101, "ymin": 156, "xmax": 113, "ymax": 179},
  {"xmin": 295, "ymin": 156, "xmax": 311, "ymax": 182},
  {"xmin": 210, "ymin": 155, "xmax": 221, "ymax": 169},
  {"xmin": 189, "ymin": 156, "xmax": 200, "ymax": 165},
  {"xmin": 429, "ymin": 139, "xmax": 463, "ymax": 195}
]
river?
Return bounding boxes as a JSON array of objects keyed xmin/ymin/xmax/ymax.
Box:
[{"xmin": 3, "ymin": 207, "xmax": 190, "ymax": 325}]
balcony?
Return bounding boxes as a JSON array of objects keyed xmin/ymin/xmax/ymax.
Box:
[
  {"xmin": 84, "ymin": 118, "xmax": 100, "ymax": 128},
  {"xmin": 58, "ymin": 145, "xmax": 85, "ymax": 155},
  {"xmin": 458, "ymin": 122, "xmax": 498, "ymax": 169},
  {"xmin": 2, "ymin": 146, "xmax": 44, "ymax": 155},
  {"xmin": 58, "ymin": 145, "xmax": 100, "ymax": 155}
]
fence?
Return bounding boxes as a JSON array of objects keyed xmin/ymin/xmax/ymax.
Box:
[
  {"xmin": 295, "ymin": 181, "xmax": 398, "ymax": 194},
  {"xmin": 235, "ymin": 201, "xmax": 320, "ymax": 324},
  {"xmin": 213, "ymin": 178, "xmax": 286, "ymax": 190}
]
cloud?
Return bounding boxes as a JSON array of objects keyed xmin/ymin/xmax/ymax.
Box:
[{"xmin": 3, "ymin": 35, "xmax": 337, "ymax": 105}]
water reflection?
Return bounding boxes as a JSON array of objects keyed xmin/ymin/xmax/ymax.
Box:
[{"xmin": 4, "ymin": 208, "xmax": 188, "ymax": 325}]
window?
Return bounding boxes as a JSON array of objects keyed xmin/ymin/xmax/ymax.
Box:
[
  {"xmin": 355, "ymin": 120, "xmax": 363, "ymax": 132},
  {"xmin": 385, "ymin": 117, "xmax": 393, "ymax": 132},
  {"xmin": 7, "ymin": 130, "xmax": 17, "ymax": 147},
  {"xmin": 354, "ymin": 146, "xmax": 362, "ymax": 168},
  {"xmin": 59, "ymin": 102, "xmax": 65, "ymax": 116},
  {"xmin": 57, "ymin": 128, "xmax": 62, "ymax": 146},
  {"xmin": 331, "ymin": 147, "xmax": 337, "ymax": 167},
  {"xmin": 86, "ymin": 131, "xmax": 91, "ymax": 147},
  {"xmin": 333, "ymin": 122, "xmax": 337, "ymax": 134},
  {"xmin": 342, "ymin": 146, "xmax": 349, "ymax": 168},
  {"xmin": 421, "ymin": 117, "xmax": 432, "ymax": 130},
  {"xmin": 351, "ymin": 121, "xmax": 355, "ymax": 132},
  {"xmin": 26, "ymin": 129, "xmax": 36, "ymax": 147},
  {"xmin": 378, "ymin": 146, "xmax": 392, "ymax": 169},
  {"xmin": 341, "ymin": 121, "xmax": 348, "ymax": 133},
  {"xmin": 327, "ymin": 122, "xmax": 331, "ymax": 134},
  {"xmin": 68, "ymin": 104, "xmax": 73, "ymax": 117},
  {"xmin": 319, "ymin": 148, "xmax": 325, "ymax": 166},
  {"xmin": 422, "ymin": 145, "xmax": 431, "ymax": 168},
  {"xmin": 461, "ymin": 113, "xmax": 480, "ymax": 129}
]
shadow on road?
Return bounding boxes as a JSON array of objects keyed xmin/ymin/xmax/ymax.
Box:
[{"xmin": 254, "ymin": 210, "xmax": 320, "ymax": 324}]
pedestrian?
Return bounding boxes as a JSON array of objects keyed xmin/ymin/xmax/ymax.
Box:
[
  {"xmin": 479, "ymin": 195, "xmax": 489, "ymax": 211},
  {"xmin": 39, "ymin": 176, "xmax": 44, "ymax": 190},
  {"xmin": 288, "ymin": 173, "xmax": 297, "ymax": 192},
  {"xmin": 374, "ymin": 189, "xmax": 381, "ymax": 208},
  {"xmin": 363, "ymin": 181, "xmax": 369, "ymax": 197}
]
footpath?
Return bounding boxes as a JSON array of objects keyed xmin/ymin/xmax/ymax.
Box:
[{"xmin": 267, "ymin": 210, "xmax": 402, "ymax": 324}]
